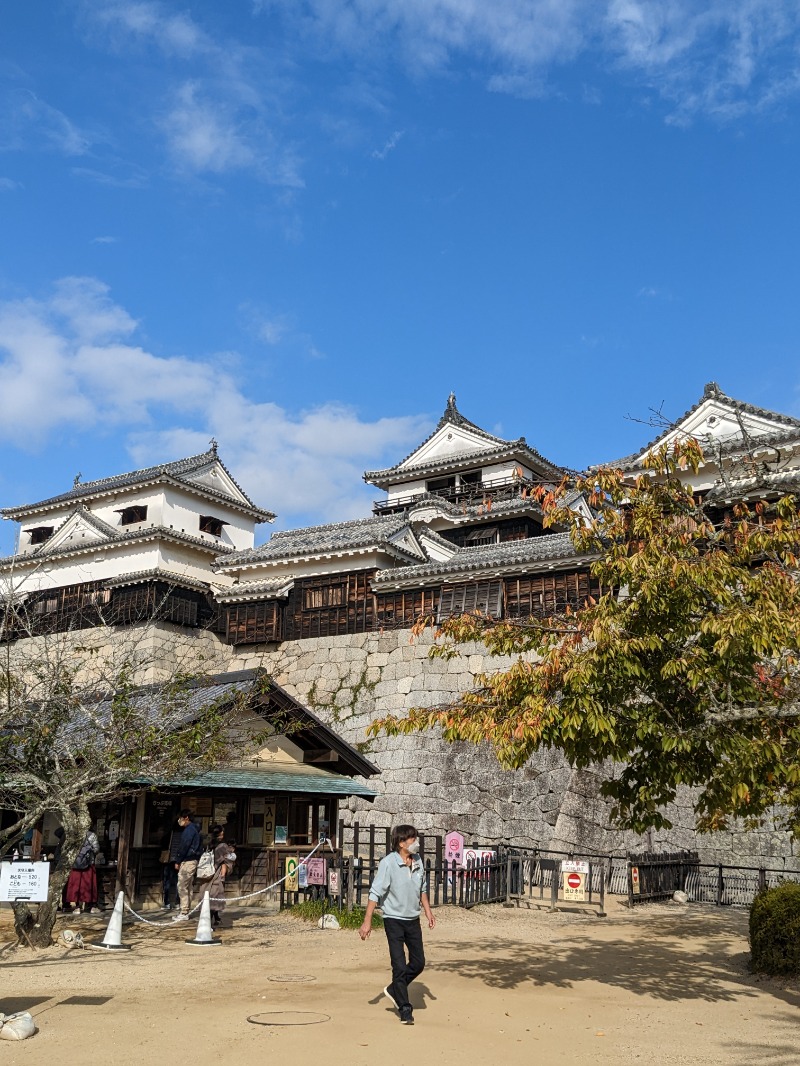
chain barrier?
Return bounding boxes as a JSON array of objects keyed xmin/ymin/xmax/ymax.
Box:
[{"xmin": 121, "ymin": 839, "xmax": 326, "ymax": 928}]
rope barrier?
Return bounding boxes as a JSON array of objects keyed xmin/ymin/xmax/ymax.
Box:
[{"xmin": 122, "ymin": 839, "xmax": 326, "ymax": 927}]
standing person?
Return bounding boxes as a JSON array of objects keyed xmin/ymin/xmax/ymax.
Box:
[
  {"xmin": 160, "ymin": 819, "xmax": 181, "ymax": 910},
  {"xmin": 205, "ymin": 824, "xmax": 236, "ymax": 928},
  {"xmin": 172, "ymin": 809, "xmax": 202, "ymax": 921},
  {"xmin": 65, "ymin": 828, "xmax": 101, "ymax": 914},
  {"xmin": 359, "ymin": 824, "xmax": 436, "ymax": 1026}
]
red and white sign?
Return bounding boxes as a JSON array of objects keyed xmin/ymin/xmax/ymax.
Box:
[
  {"xmin": 562, "ymin": 859, "xmax": 589, "ymax": 902},
  {"xmin": 463, "ymin": 848, "xmax": 495, "ymax": 867},
  {"xmin": 445, "ymin": 831, "xmax": 464, "ymax": 866}
]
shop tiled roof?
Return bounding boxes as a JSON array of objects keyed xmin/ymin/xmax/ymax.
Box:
[
  {"xmin": 214, "ymin": 514, "xmax": 422, "ymax": 570},
  {"xmin": 372, "ymin": 531, "xmax": 583, "ymax": 587},
  {"xmin": 2, "ymin": 446, "xmax": 273, "ymax": 521},
  {"xmin": 141, "ymin": 767, "xmax": 378, "ymax": 797},
  {"xmin": 606, "ymin": 382, "xmax": 800, "ymax": 470}
]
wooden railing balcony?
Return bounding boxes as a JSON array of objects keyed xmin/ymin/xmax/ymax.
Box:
[{"xmin": 372, "ymin": 475, "xmax": 540, "ymax": 514}]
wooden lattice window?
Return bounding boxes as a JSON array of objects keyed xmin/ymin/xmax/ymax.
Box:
[
  {"xmin": 437, "ymin": 580, "xmax": 503, "ymax": 621},
  {"xmin": 303, "ymin": 585, "xmax": 345, "ymax": 610}
]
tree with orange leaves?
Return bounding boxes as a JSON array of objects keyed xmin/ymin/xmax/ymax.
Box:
[{"xmin": 370, "ymin": 440, "xmax": 800, "ymax": 836}]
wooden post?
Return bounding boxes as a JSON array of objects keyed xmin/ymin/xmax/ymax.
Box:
[
  {"xmin": 368, "ymin": 824, "xmax": 375, "ymax": 870},
  {"xmin": 353, "ymin": 822, "xmax": 360, "ymax": 861},
  {"xmin": 716, "ymin": 865, "xmax": 724, "ymax": 906}
]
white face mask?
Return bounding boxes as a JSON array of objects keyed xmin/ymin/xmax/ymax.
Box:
[{"xmin": 406, "ymin": 839, "xmax": 420, "ymax": 855}]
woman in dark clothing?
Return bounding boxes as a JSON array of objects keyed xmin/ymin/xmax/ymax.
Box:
[{"xmin": 160, "ymin": 821, "xmax": 180, "ymax": 909}]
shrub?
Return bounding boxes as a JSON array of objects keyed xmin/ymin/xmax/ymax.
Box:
[
  {"xmin": 750, "ymin": 881, "xmax": 800, "ymax": 976},
  {"xmin": 288, "ymin": 900, "xmax": 384, "ymax": 930}
]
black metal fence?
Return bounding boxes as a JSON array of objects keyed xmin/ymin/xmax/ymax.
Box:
[{"xmin": 278, "ymin": 822, "xmax": 800, "ymax": 913}]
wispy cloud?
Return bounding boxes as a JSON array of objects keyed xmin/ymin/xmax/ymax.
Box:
[
  {"xmin": 71, "ymin": 164, "xmax": 149, "ymax": 189},
  {"xmin": 0, "ymin": 278, "xmax": 429, "ymax": 522},
  {"xmin": 240, "ymin": 304, "xmax": 325, "ymax": 360},
  {"xmin": 263, "ymin": 0, "xmax": 800, "ymax": 121},
  {"xmin": 85, "ymin": 1, "xmax": 303, "ymax": 186},
  {"xmin": 0, "ymin": 89, "xmax": 92, "ymax": 155},
  {"xmin": 0, "ymin": 177, "xmax": 22, "ymax": 191},
  {"xmin": 372, "ymin": 129, "xmax": 405, "ymax": 160},
  {"xmin": 91, "ymin": 236, "xmax": 117, "ymax": 245}
]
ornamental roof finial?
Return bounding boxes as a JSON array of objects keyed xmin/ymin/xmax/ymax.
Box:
[
  {"xmin": 209, "ymin": 437, "xmax": 218, "ymax": 455},
  {"xmin": 703, "ymin": 381, "xmax": 721, "ymax": 398},
  {"xmin": 447, "ymin": 391, "xmax": 457, "ymax": 409},
  {"xmin": 73, "ymin": 472, "xmax": 82, "ymax": 488}
]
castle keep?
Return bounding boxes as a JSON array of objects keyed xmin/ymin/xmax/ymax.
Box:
[{"xmin": 4, "ymin": 385, "xmax": 800, "ymax": 871}]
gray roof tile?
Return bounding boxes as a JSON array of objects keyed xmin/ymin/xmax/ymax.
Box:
[
  {"xmin": 215, "ymin": 514, "xmax": 422, "ymax": 570},
  {"xmin": 2, "ymin": 446, "xmax": 273, "ymax": 520},
  {"xmin": 372, "ymin": 531, "xmax": 583, "ymax": 586}
]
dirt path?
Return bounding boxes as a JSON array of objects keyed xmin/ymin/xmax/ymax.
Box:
[{"xmin": 1, "ymin": 900, "xmax": 797, "ymax": 1065}]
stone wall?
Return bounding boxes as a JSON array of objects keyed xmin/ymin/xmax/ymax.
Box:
[{"xmin": 228, "ymin": 628, "xmax": 800, "ymax": 872}]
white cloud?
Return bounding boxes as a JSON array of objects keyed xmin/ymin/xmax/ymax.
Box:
[
  {"xmin": 372, "ymin": 129, "xmax": 405, "ymax": 160},
  {"xmin": 0, "ymin": 177, "xmax": 21, "ymax": 191},
  {"xmin": 0, "ymin": 278, "xmax": 430, "ymax": 523},
  {"xmin": 262, "ymin": 0, "xmax": 800, "ymax": 120},
  {"xmin": 91, "ymin": 235, "xmax": 117, "ymax": 244},
  {"xmin": 161, "ymin": 83, "xmax": 255, "ymax": 174},
  {"xmin": 87, "ymin": 1, "xmax": 213, "ymax": 58}
]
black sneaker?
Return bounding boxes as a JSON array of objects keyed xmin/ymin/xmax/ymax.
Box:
[
  {"xmin": 384, "ymin": 986, "xmax": 399, "ymax": 1010},
  {"xmin": 400, "ymin": 1007, "xmax": 414, "ymax": 1025}
]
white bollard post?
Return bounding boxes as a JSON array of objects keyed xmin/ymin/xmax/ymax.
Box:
[
  {"xmin": 96, "ymin": 891, "xmax": 132, "ymax": 950},
  {"xmin": 186, "ymin": 891, "xmax": 221, "ymax": 947}
]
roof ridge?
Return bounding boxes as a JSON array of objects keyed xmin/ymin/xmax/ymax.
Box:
[{"xmin": 609, "ymin": 382, "xmax": 800, "ymax": 468}]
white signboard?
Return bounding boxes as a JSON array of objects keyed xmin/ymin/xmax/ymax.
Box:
[
  {"xmin": 562, "ymin": 860, "xmax": 590, "ymax": 902},
  {"xmin": 462, "ymin": 848, "xmax": 495, "ymax": 867},
  {"xmin": 0, "ymin": 862, "xmax": 51, "ymax": 902}
]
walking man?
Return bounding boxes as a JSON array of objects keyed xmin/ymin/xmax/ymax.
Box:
[
  {"xmin": 173, "ymin": 809, "xmax": 202, "ymax": 921},
  {"xmin": 359, "ymin": 824, "xmax": 436, "ymax": 1025}
]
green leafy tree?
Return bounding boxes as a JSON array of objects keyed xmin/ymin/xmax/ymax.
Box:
[{"xmin": 371, "ymin": 440, "xmax": 800, "ymax": 837}]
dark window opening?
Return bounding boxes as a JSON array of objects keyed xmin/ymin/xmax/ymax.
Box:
[
  {"xmin": 199, "ymin": 515, "xmax": 228, "ymax": 537},
  {"xmin": 426, "ymin": 476, "xmax": 457, "ymax": 493},
  {"xmin": 459, "ymin": 471, "xmax": 482, "ymax": 486},
  {"xmin": 27, "ymin": 526, "xmax": 54, "ymax": 545},
  {"xmin": 117, "ymin": 505, "xmax": 148, "ymax": 526},
  {"xmin": 33, "ymin": 596, "xmax": 59, "ymax": 615},
  {"xmin": 304, "ymin": 585, "xmax": 346, "ymax": 610}
]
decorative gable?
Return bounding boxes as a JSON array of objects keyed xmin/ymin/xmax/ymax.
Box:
[
  {"xmin": 28, "ymin": 509, "xmax": 116, "ymax": 556},
  {"xmin": 180, "ymin": 459, "xmax": 254, "ymax": 508},
  {"xmin": 398, "ymin": 421, "xmax": 504, "ymax": 470}
]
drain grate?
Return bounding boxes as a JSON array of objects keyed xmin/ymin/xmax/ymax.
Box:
[{"xmin": 248, "ymin": 1011, "xmax": 330, "ymax": 1027}]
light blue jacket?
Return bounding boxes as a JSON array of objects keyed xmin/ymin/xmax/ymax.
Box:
[{"xmin": 368, "ymin": 852, "xmax": 427, "ymax": 919}]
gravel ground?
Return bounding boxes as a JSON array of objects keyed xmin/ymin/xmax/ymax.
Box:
[{"xmin": 1, "ymin": 898, "xmax": 797, "ymax": 1065}]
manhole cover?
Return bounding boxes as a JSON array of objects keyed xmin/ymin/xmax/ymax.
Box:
[
  {"xmin": 248, "ymin": 1012, "xmax": 330, "ymax": 1027},
  {"xmin": 266, "ymin": 974, "xmax": 317, "ymax": 983}
]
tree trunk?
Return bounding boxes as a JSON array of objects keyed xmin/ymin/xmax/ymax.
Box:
[{"xmin": 13, "ymin": 804, "xmax": 90, "ymax": 949}]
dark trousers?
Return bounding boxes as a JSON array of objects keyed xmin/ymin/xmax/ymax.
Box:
[
  {"xmin": 384, "ymin": 917, "xmax": 425, "ymax": 1011},
  {"xmin": 162, "ymin": 863, "xmax": 178, "ymax": 906}
]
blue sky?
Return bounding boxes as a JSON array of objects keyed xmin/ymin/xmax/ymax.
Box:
[{"xmin": 2, "ymin": 1, "xmax": 800, "ymax": 552}]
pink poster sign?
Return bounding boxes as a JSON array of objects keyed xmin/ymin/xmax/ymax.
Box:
[
  {"xmin": 445, "ymin": 831, "xmax": 464, "ymax": 866},
  {"xmin": 306, "ymin": 858, "xmax": 326, "ymax": 886}
]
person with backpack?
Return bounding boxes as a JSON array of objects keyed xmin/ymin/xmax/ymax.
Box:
[
  {"xmin": 204, "ymin": 824, "xmax": 236, "ymax": 929},
  {"xmin": 65, "ymin": 828, "xmax": 100, "ymax": 914},
  {"xmin": 172, "ymin": 809, "xmax": 203, "ymax": 921}
]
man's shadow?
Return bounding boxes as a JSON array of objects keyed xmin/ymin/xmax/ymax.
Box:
[{"xmin": 368, "ymin": 983, "xmax": 437, "ymax": 1013}]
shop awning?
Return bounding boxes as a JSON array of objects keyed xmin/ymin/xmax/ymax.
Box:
[{"xmin": 138, "ymin": 768, "xmax": 378, "ymax": 798}]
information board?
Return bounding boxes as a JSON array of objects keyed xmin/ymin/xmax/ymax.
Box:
[
  {"xmin": 0, "ymin": 862, "xmax": 51, "ymax": 902},
  {"xmin": 285, "ymin": 856, "xmax": 299, "ymax": 892},
  {"xmin": 445, "ymin": 831, "xmax": 464, "ymax": 866}
]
